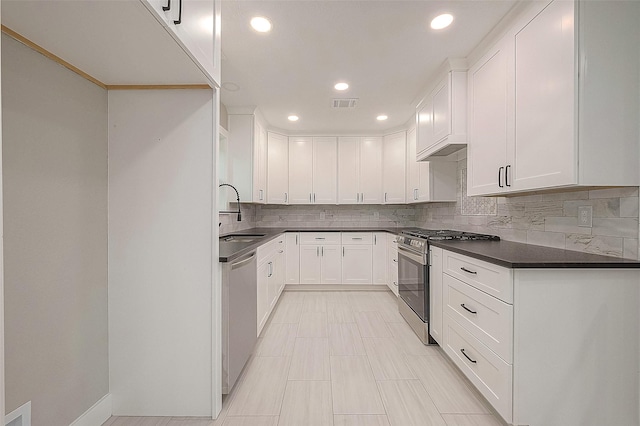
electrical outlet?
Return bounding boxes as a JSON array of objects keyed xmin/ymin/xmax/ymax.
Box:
[{"xmin": 578, "ymin": 205, "xmax": 593, "ymax": 227}]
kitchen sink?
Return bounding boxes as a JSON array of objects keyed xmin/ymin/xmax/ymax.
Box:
[{"xmin": 220, "ymin": 234, "xmax": 266, "ymax": 243}]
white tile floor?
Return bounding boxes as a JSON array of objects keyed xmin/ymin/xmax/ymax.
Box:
[{"xmin": 104, "ymin": 290, "xmax": 506, "ymax": 426}]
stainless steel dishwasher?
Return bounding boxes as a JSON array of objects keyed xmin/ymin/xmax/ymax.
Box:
[{"xmin": 222, "ymin": 250, "xmax": 257, "ymax": 394}]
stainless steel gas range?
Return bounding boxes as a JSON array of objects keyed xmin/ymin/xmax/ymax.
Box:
[{"xmin": 396, "ymin": 229, "xmax": 499, "ymax": 344}]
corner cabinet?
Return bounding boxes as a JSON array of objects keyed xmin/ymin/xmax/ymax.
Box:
[
  {"xmin": 141, "ymin": 0, "xmax": 221, "ymax": 86},
  {"xmin": 416, "ymin": 70, "xmax": 467, "ymax": 161},
  {"xmin": 467, "ymin": 0, "xmax": 640, "ymax": 196},
  {"xmin": 337, "ymin": 137, "xmax": 383, "ymax": 204},
  {"xmin": 406, "ymin": 128, "xmax": 457, "ymax": 203}
]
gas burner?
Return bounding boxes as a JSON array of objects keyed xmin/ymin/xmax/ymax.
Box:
[{"xmin": 397, "ymin": 229, "xmax": 499, "ymax": 254}]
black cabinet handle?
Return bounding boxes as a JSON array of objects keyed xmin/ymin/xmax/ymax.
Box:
[
  {"xmin": 173, "ymin": 0, "xmax": 182, "ymax": 24},
  {"xmin": 461, "ymin": 348, "xmax": 477, "ymax": 364},
  {"xmin": 498, "ymin": 166, "xmax": 504, "ymax": 188},
  {"xmin": 162, "ymin": 0, "xmax": 171, "ymax": 11},
  {"xmin": 505, "ymin": 165, "xmax": 511, "ymax": 187},
  {"xmin": 461, "ymin": 303, "xmax": 477, "ymax": 314},
  {"xmin": 460, "ymin": 267, "xmax": 477, "ymax": 275}
]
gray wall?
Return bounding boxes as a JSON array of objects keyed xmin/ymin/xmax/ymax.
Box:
[{"xmin": 2, "ymin": 34, "xmax": 109, "ymax": 425}]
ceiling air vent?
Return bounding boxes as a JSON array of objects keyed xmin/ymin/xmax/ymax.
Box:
[{"xmin": 332, "ymin": 98, "xmax": 358, "ymax": 108}]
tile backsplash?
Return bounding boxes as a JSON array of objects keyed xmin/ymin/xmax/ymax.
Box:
[{"xmin": 220, "ymin": 160, "xmax": 640, "ymax": 259}]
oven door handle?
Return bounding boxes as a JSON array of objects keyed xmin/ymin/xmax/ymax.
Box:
[{"xmin": 397, "ymin": 245, "xmax": 427, "ymax": 265}]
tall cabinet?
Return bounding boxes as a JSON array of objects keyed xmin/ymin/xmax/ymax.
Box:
[
  {"xmin": 288, "ymin": 136, "xmax": 337, "ymax": 204},
  {"xmin": 267, "ymin": 132, "xmax": 288, "ymax": 204},
  {"xmin": 227, "ymin": 111, "xmax": 267, "ymax": 203},
  {"xmin": 382, "ymin": 131, "xmax": 406, "ymax": 204}
]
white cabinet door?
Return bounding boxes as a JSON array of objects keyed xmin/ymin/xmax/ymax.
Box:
[
  {"xmin": 359, "ymin": 137, "xmax": 383, "ymax": 204},
  {"xmin": 321, "ymin": 245, "xmax": 342, "ymax": 284},
  {"xmin": 406, "ymin": 127, "xmax": 420, "ymax": 203},
  {"xmin": 299, "ymin": 245, "xmax": 321, "ymax": 284},
  {"xmin": 253, "ymin": 120, "xmax": 267, "ymax": 203},
  {"xmin": 313, "ymin": 137, "xmax": 338, "ymax": 204},
  {"xmin": 383, "ymin": 132, "xmax": 406, "ymax": 204},
  {"xmin": 416, "ymin": 97, "xmax": 433, "ymax": 157},
  {"xmin": 467, "ymin": 37, "xmax": 512, "ymax": 196},
  {"xmin": 257, "ymin": 260, "xmax": 270, "ymax": 335},
  {"xmin": 431, "ymin": 77, "xmax": 450, "ymax": 144},
  {"xmin": 513, "ymin": 0, "xmax": 575, "ymax": 191},
  {"xmin": 337, "ymin": 137, "xmax": 360, "ymax": 204},
  {"xmin": 285, "ymin": 233, "xmax": 300, "ymax": 284},
  {"xmin": 267, "ymin": 132, "xmax": 289, "ymax": 204},
  {"xmin": 387, "ymin": 233, "xmax": 399, "ymax": 295},
  {"xmin": 372, "ymin": 232, "xmax": 387, "ymax": 285},
  {"xmin": 342, "ymin": 245, "xmax": 373, "ymax": 284},
  {"xmin": 429, "ymin": 246, "xmax": 444, "ymax": 344},
  {"xmin": 267, "ymin": 258, "xmax": 279, "ymax": 311},
  {"xmin": 288, "ymin": 136, "xmax": 313, "ymax": 204}
]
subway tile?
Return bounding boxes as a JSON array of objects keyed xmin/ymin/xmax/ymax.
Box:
[
  {"xmin": 591, "ymin": 218, "xmax": 639, "ymax": 238},
  {"xmin": 620, "ymin": 197, "xmax": 639, "ymax": 218},
  {"xmin": 526, "ymin": 230, "xmax": 566, "ymax": 250},
  {"xmin": 541, "ymin": 190, "xmax": 589, "ymax": 201},
  {"xmin": 565, "ymin": 234, "xmax": 623, "ymax": 257},
  {"xmin": 624, "ymin": 238, "xmax": 639, "ymax": 260},
  {"xmin": 589, "ymin": 187, "xmax": 639, "ymax": 199},
  {"xmin": 544, "ymin": 217, "xmax": 589, "ymax": 235},
  {"xmin": 524, "ymin": 200, "xmax": 564, "ymax": 216}
]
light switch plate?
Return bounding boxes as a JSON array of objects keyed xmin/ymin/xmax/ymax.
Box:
[{"xmin": 578, "ymin": 205, "xmax": 593, "ymax": 227}]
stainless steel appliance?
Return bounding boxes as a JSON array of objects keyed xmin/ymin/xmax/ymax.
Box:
[
  {"xmin": 397, "ymin": 229, "xmax": 499, "ymax": 344},
  {"xmin": 222, "ymin": 250, "xmax": 257, "ymax": 394}
]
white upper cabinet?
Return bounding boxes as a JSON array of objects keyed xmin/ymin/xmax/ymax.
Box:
[
  {"xmin": 141, "ymin": 0, "xmax": 220, "ymax": 85},
  {"xmin": 227, "ymin": 112, "xmax": 267, "ymax": 203},
  {"xmin": 407, "ymin": 127, "xmax": 457, "ymax": 203},
  {"xmin": 467, "ymin": 37, "xmax": 512, "ymax": 196},
  {"xmin": 468, "ymin": 0, "xmax": 640, "ymax": 196},
  {"xmin": 416, "ymin": 67, "xmax": 468, "ymax": 161},
  {"xmin": 338, "ymin": 137, "xmax": 383, "ymax": 204},
  {"xmin": 288, "ymin": 137, "xmax": 337, "ymax": 204},
  {"xmin": 313, "ymin": 137, "xmax": 338, "ymax": 204},
  {"xmin": 383, "ymin": 132, "xmax": 406, "ymax": 204},
  {"xmin": 288, "ymin": 137, "xmax": 313, "ymax": 204},
  {"xmin": 267, "ymin": 132, "xmax": 289, "ymax": 204}
]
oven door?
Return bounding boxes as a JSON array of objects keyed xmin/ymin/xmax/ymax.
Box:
[{"xmin": 397, "ymin": 245, "xmax": 428, "ymax": 322}]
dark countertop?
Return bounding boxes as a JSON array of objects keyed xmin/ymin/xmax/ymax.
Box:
[
  {"xmin": 219, "ymin": 227, "xmax": 405, "ymax": 262},
  {"xmin": 430, "ymin": 240, "xmax": 640, "ymax": 269}
]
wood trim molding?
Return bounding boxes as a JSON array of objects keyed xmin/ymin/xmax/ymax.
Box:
[
  {"xmin": 1, "ymin": 25, "xmax": 212, "ymax": 91},
  {"xmin": 1, "ymin": 24, "xmax": 107, "ymax": 89}
]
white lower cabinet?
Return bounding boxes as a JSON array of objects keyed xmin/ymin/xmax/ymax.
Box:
[
  {"xmin": 437, "ymin": 248, "xmax": 640, "ymax": 425},
  {"xmin": 372, "ymin": 232, "xmax": 387, "ymax": 285},
  {"xmin": 342, "ymin": 245, "xmax": 373, "ymax": 284},
  {"xmin": 387, "ymin": 232, "xmax": 399, "ymax": 296},
  {"xmin": 285, "ymin": 232, "xmax": 300, "ymax": 284},
  {"xmin": 299, "ymin": 243, "xmax": 341, "ymax": 284},
  {"xmin": 257, "ymin": 234, "xmax": 285, "ymax": 335}
]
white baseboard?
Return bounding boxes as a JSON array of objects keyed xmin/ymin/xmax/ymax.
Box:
[
  {"xmin": 70, "ymin": 394, "xmax": 112, "ymax": 426},
  {"xmin": 285, "ymin": 284, "xmax": 391, "ymax": 291}
]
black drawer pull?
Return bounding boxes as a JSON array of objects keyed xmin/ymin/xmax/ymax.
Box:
[
  {"xmin": 461, "ymin": 348, "xmax": 477, "ymax": 364},
  {"xmin": 461, "ymin": 267, "xmax": 477, "ymax": 275},
  {"xmin": 173, "ymin": 0, "xmax": 182, "ymax": 24},
  {"xmin": 162, "ymin": 0, "xmax": 171, "ymax": 11},
  {"xmin": 461, "ymin": 303, "xmax": 477, "ymax": 314}
]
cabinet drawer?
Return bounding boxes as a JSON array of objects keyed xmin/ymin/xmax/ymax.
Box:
[
  {"xmin": 299, "ymin": 232, "xmax": 341, "ymax": 245},
  {"xmin": 257, "ymin": 234, "xmax": 285, "ymax": 263},
  {"xmin": 444, "ymin": 274, "xmax": 513, "ymax": 363},
  {"xmin": 444, "ymin": 314, "xmax": 513, "ymax": 424},
  {"xmin": 342, "ymin": 232, "xmax": 373, "ymax": 245},
  {"xmin": 443, "ymin": 250, "xmax": 513, "ymax": 303}
]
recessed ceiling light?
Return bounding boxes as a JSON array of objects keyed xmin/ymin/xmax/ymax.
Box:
[
  {"xmin": 288, "ymin": 115, "xmax": 299, "ymax": 122},
  {"xmin": 334, "ymin": 82, "xmax": 349, "ymax": 91},
  {"xmin": 251, "ymin": 16, "xmax": 272, "ymax": 33},
  {"xmin": 431, "ymin": 14, "xmax": 453, "ymax": 30},
  {"xmin": 377, "ymin": 115, "xmax": 388, "ymax": 121},
  {"xmin": 222, "ymin": 82, "xmax": 240, "ymax": 92}
]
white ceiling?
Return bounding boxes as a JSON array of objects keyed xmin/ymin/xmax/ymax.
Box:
[{"xmin": 220, "ymin": 0, "xmax": 517, "ymax": 134}]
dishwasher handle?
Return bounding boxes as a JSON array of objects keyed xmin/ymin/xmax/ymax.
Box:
[{"xmin": 230, "ymin": 252, "xmax": 256, "ymax": 270}]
